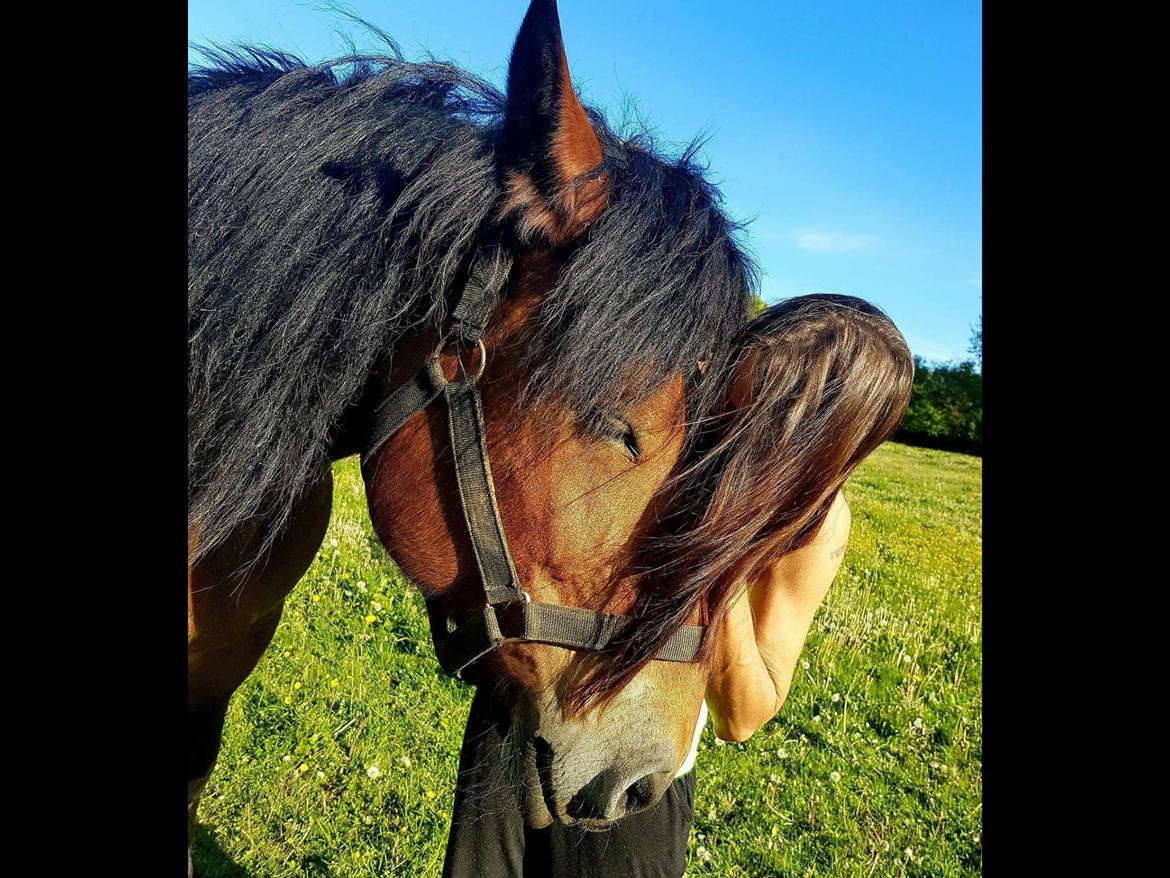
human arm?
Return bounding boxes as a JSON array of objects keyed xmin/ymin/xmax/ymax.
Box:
[{"xmin": 704, "ymin": 491, "xmax": 851, "ymax": 742}]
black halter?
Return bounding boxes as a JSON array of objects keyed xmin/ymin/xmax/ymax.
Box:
[{"xmin": 361, "ymin": 242, "xmax": 704, "ymax": 680}]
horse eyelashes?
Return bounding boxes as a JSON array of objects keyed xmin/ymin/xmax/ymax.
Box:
[
  {"xmin": 585, "ymin": 410, "xmax": 641, "ymax": 460},
  {"xmin": 620, "ymin": 424, "xmax": 641, "ymax": 460}
]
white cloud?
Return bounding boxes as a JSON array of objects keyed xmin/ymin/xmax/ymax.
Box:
[{"xmin": 793, "ymin": 229, "xmax": 880, "ymax": 254}]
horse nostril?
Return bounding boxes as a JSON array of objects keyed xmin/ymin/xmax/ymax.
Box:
[
  {"xmin": 565, "ymin": 770, "xmax": 667, "ymax": 823},
  {"xmin": 624, "ymin": 775, "xmax": 654, "ymax": 815},
  {"xmin": 533, "ymin": 736, "xmax": 553, "ymax": 765},
  {"xmin": 566, "ymin": 770, "xmax": 614, "ymax": 822},
  {"xmin": 533, "ymin": 736, "xmax": 559, "ymax": 817},
  {"xmin": 566, "ymin": 790, "xmax": 606, "ymax": 821}
]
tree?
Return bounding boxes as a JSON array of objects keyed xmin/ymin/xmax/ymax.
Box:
[
  {"xmin": 969, "ymin": 314, "xmax": 982, "ymax": 370},
  {"xmin": 897, "ymin": 356, "xmax": 982, "ymax": 454}
]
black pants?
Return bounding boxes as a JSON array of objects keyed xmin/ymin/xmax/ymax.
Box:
[{"xmin": 442, "ymin": 689, "xmax": 695, "ymax": 878}]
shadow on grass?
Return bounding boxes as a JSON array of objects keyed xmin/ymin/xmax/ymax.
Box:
[{"xmin": 192, "ymin": 825, "xmax": 252, "ymax": 878}]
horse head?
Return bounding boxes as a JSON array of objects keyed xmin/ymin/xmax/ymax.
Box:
[{"xmin": 361, "ymin": 0, "xmax": 753, "ymax": 827}]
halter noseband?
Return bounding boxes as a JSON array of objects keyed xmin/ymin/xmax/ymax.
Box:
[{"xmin": 361, "ymin": 242, "xmax": 704, "ymax": 681}]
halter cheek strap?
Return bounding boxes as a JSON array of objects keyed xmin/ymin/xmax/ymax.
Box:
[{"xmin": 361, "ymin": 243, "xmax": 704, "ymax": 680}]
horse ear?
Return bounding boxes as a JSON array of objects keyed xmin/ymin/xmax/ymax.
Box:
[{"xmin": 499, "ymin": 0, "xmax": 608, "ymax": 245}]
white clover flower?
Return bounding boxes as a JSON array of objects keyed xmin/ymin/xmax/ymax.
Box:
[
  {"xmin": 831, "ymin": 693, "xmax": 841, "ymax": 703},
  {"xmin": 696, "ymin": 846, "xmax": 711, "ymax": 863},
  {"xmin": 400, "ymin": 755, "xmax": 412, "ymax": 769},
  {"xmin": 372, "ymin": 601, "xmax": 383, "ymax": 612},
  {"xmin": 830, "ymin": 771, "xmax": 841, "ymax": 782},
  {"xmin": 329, "ymin": 538, "xmax": 338, "ymax": 548},
  {"xmin": 366, "ymin": 765, "xmax": 381, "ymax": 779},
  {"xmin": 801, "ymin": 660, "xmax": 810, "ymax": 670},
  {"xmin": 776, "ymin": 747, "xmax": 787, "ymax": 759},
  {"xmin": 769, "ymin": 773, "xmax": 781, "ymax": 784}
]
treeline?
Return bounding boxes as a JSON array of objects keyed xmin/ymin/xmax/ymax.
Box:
[{"xmin": 895, "ymin": 357, "xmax": 982, "ymax": 455}]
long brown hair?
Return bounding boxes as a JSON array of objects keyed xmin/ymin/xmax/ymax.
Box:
[{"xmin": 569, "ymin": 294, "xmax": 915, "ymax": 711}]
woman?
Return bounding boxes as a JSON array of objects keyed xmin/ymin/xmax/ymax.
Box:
[{"xmin": 442, "ymin": 294, "xmax": 915, "ymax": 878}]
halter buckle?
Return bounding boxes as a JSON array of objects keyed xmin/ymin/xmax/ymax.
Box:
[
  {"xmin": 431, "ymin": 336, "xmax": 487, "ymax": 382},
  {"xmin": 492, "ymin": 594, "xmax": 531, "ymax": 642}
]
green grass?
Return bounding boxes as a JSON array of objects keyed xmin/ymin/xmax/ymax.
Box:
[{"xmin": 195, "ymin": 441, "xmax": 982, "ymax": 877}]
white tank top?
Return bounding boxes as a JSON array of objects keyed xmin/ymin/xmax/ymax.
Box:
[{"xmin": 673, "ymin": 700, "xmax": 708, "ymax": 778}]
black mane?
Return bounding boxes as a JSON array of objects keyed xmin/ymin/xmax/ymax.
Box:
[{"xmin": 188, "ymin": 41, "xmax": 757, "ymax": 562}]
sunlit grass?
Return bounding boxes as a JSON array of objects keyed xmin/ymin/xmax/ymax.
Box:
[{"xmin": 195, "ymin": 441, "xmax": 981, "ymax": 877}]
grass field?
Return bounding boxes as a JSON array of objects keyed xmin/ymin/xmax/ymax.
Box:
[{"xmin": 194, "ymin": 441, "xmax": 982, "ymax": 877}]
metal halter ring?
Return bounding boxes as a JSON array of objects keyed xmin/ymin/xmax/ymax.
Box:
[{"xmin": 431, "ymin": 337, "xmax": 487, "ymax": 381}]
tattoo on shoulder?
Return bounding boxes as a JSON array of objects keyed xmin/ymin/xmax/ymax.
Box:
[{"xmin": 830, "ymin": 544, "xmax": 846, "ymax": 559}]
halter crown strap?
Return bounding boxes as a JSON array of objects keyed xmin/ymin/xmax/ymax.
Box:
[
  {"xmin": 361, "ymin": 244, "xmax": 704, "ymax": 680},
  {"xmin": 450, "ymin": 242, "xmax": 512, "ymax": 343}
]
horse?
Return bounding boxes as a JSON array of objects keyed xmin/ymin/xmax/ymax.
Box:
[{"xmin": 188, "ymin": 0, "xmax": 757, "ymax": 859}]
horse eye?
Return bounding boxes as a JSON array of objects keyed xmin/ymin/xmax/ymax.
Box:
[
  {"xmin": 586, "ymin": 411, "xmax": 641, "ymax": 461},
  {"xmin": 619, "ymin": 424, "xmax": 641, "ymax": 460}
]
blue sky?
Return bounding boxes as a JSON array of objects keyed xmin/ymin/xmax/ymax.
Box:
[{"xmin": 189, "ymin": 1, "xmax": 981, "ymax": 363}]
